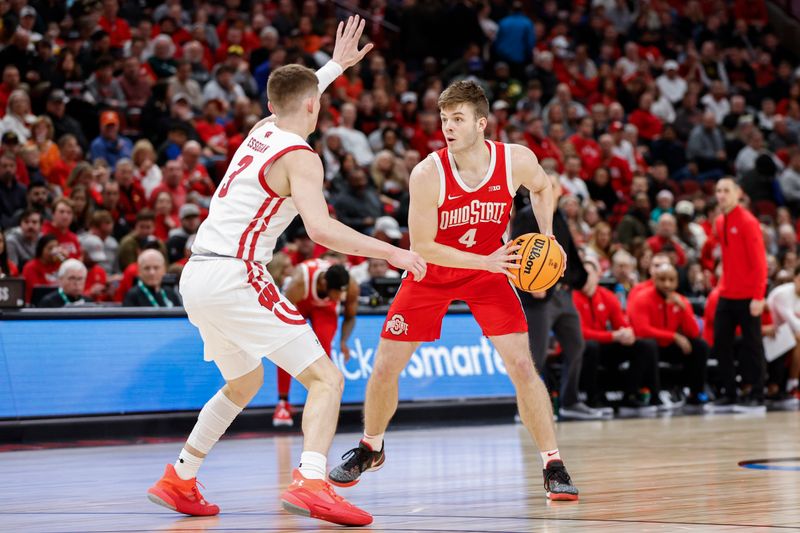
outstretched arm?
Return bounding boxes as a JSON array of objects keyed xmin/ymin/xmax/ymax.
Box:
[
  {"xmin": 288, "ymin": 150, "xmax": 426, "ymax": 281},
  {"xmin": 408, "ymin": 159, "xmax": 520, "ymax": 276},
  {"xmin": 250, "ymin": 15, "xmax": 373, "ymax": 134}
]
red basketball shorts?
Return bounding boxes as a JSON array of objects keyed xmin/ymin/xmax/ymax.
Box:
[{"xmin": 380, "ymin": 270, "xmax": 528, "ymax": 342}]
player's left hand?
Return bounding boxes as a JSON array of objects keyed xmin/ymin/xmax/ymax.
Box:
[
  {"xmin": 340, "ymin": 342, "xmax": 351, "ymax": 362},
  {"xmin": 548, "ymin": 235, "xmax": 567, "ymax": 278},
  {"xmin": 332, "ymin": 15, "xmax": 374, "ymax": 70}
]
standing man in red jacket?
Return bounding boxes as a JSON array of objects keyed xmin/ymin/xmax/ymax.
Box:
[
  {"xmin": 711, "ymin": 178, "xmax": 768, "ymax": 412},
  {"xmin": 628, "ymin": 265, "xmax": 709, "ymax": 412}
]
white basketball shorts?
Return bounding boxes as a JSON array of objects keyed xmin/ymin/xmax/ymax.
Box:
[{"xmin": 180, "ymin": 257, "xmax": 326, "ymax": 381}]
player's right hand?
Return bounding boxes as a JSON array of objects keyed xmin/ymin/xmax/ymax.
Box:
[
  {"xmin": 388, "ymin": 248, "xmax": 427, "ymax": 281},
  {"xmin": 485, "ymin": 242, "xmax": 522, "ymax": 278}
]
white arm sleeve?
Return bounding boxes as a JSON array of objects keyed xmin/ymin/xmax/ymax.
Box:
[{"xmin": 316, "ymin": 61, "xmax": 344, "ymax": 93}]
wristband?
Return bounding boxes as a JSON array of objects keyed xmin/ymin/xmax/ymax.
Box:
[{"xmin": 316, "ymin": 60, "xmax": 344, "ymax": 93}]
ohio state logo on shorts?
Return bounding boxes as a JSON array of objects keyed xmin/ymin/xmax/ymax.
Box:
[{"xmin": 385, "ymin": 313, "xmax": 409, "ymax": 336}]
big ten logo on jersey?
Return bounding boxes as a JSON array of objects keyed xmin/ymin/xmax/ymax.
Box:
[
  {"xmin": 439, "ymin": 199, "xmax": 507, "ymax": 230},
  {"xmin": 488, "ymin": 185, "xmax": 501, "ymax": 192},
  {"xmin": 385, "ymin": 313, "xmax": 409, "ymax": 336}
]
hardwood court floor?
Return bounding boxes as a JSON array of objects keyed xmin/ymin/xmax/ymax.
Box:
[{"xmin": 1, "ymin": 411, "xmax": 799, "ymax": 532}]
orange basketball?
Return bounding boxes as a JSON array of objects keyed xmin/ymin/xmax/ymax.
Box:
[{"xmin": 510, "ymin": 233, "xmax": 564, "ymax": 292}]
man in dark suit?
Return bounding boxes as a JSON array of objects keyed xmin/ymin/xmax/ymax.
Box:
[{"xmin": 512, "ymin": 173, "xmax": 610, "ymax": 420}]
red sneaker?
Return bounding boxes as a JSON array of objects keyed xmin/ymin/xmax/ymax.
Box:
[
  {"xmin": 147, "ymin": 464, "xmax": 220, "ymax": 516},
  {"xmin": 280, "ymin": 469, "xmax": 373, "ymax": 526},
  {"xmin": 272, "ymin": 400, "xmax": 294, "ymax": 427}
]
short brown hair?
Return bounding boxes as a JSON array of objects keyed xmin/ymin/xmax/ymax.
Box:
[
  {"xmin": 267, "ymin": 64, "xmax": 318, "ymax": 113},
  {"xmin": 438, "ymin": 80, "xmax": 489, "ymax": 119},
  {"xmin": 90, "ymin": 209, "xmax": 113, "ymax": 227},
  {"xmin": 136, "ymin": 208, "xmax": 156, "ymax": 224},
  {"xmin": 52, "ymin": 197, "xmax": 74, "ymax": 212}
]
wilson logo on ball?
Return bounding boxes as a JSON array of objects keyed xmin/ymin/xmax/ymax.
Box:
[{"xmin": 523, "ymin": 237, "xmax": 547, "ymax": 275}]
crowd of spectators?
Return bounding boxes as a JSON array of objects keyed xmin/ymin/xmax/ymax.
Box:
[{"xmin": 0, "ymin": 0, "xmax": 798, "ymax": 406}]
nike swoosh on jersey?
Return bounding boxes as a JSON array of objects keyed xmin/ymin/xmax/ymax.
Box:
[{"xmin": 447, "ymin": 194, "xmax": 462, "ymax": 200}]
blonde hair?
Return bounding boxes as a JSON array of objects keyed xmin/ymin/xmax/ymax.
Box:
[
  {"xmin": 267, "ymin": 64, "xmax": 318, "ymax": 114},
  {"xmin": 438, "ymin": 80, "xmax": 489, "ymax": 119}
]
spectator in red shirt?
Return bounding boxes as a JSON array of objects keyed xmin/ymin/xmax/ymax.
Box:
[
  {"xmin": 21, "ymin": 234, "xmax": 62, "ymax": 302},
  {"xmin": 194, "ymin": 99, "xmax": 228, "ymax": 158},
  {"xmin": 647, "ymin": 213, "xmax": 688, "ymax": 267},
  {"xmin": 524, "ymin": 117, "xmax": 563, "ymax": 171},
  {"xmin": 98, "ymin": 0, "xmax": 132, "ymax": 50},
  {"xmin": 152, "ymin": 191, "xmax": 180, "ymax": 242},
  {"xmin": 80, "ymin": 234, "xmax": 109, "ymax": 301},
  {"xmin": 41, "ymin": 198, "xmax": 82, "ymax": 259},
  {"xmin": 628, "ymin": 265, "xmax": 709, "ymax": 411},
  {"xmin": 597, "ymin": 133, "xmax": 633, "ymax": 193},
  {"xmin": 409, "ymin": 111, "xmax": 447, "ymax": 156},
  {"xmin": 0, "ymin": 65, "xmax": 20, "ymax": 119},
  {"xmin": 114, "ymin": 158, "xmax": 147, "ymax": 227},
  {"xmin": 567, "ymin": 116, "xmax": 600, "ymax": 178},
  {"xmin": 180, "ymin": 141, "xmax": 215, "ymax": 201},
  {"xmin": 628, "ymin": 92, "xmax": 663, "ymax": 142},
  {"xmin": 711, "ymin": 178, "xmax": 768, "ymax": 409},
  {"xmin": 150, "ymin": 160, "xmax": 187, "ymax": 215},
  {"xmin": 573, "ymin": 258, "xmax": 660, "ymax": 414}
]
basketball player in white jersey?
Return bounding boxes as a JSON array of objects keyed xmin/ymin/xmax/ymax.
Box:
[
  {"xmin": 146, "ymin": 17, "xmax": 426, "ymax": 527},
  {"xmin": 330, "ymin": 81, "xmax": 579, "ymax": 500}
]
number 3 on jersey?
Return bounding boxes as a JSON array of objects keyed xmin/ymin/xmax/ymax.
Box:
[
  {"xmin": 458, "ymin": 228, "xmax": 477, "ymax": 248},
  {"xmin": 218, "ymin": 155, "xmax": 254, "ymax": 198}
]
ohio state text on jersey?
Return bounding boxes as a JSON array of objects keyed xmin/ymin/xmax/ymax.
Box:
[{"xmin": 423, "ymin": 140, "xmax": 515, "ymax": 282}]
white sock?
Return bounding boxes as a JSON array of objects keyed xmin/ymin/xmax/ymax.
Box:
[
  {"xmin": 787, "ymin": 379, "xmax": 799, "ymax": 392},
  {"xmin": 175, "ymin": 448, "xmax": 204, "ymax": 480},
  {"xmin": 298, "ymin": 451, "xmax": 327, "ymax": 480},
  {"xmin": 541, "ymin": 449, "xmax": 561, "ymax": 467},
  {"xmin": 361, "ymin": 432, "xmax": 384, "ymax": 451}
]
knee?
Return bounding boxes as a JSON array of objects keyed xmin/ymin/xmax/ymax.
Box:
[
  {"xmin": 506, "ymin": 354, "xmax": 538, "ymax": 382},
  {"xmin": 637, "ymin": 339, "xmax": 659, "ymax": 359},
  {"xmin": 317, "ymin": 365, "xmax": 345, "ymax": 395},
  {"xmin": 226, "ymin": 369, "xmax": 264, "ymax": 404}
]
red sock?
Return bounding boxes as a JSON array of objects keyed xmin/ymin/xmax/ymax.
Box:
[{"xmin": 277, "ymin": 368, "xmax": 292, "ymax": 399}]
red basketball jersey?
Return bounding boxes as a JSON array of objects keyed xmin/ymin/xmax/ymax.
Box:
[
  {"xmin": 423, "ymin": 140, "xmax": 515, "ymax": 283},
  {"xmin": 294, "ymin": 259, "xmax": 340, "ymax": 317}
]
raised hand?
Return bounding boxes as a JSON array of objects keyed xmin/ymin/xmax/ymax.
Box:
[
  {"xmin": 332, "ymin": 15, "xmax": 374, "ymax": 70},
  {"xmin": 484, "ymin": 242, "xmax": 522, "ymax": 278},
  {"xmin": 387, "ymin": 248, "xmax": 427, "ymax": 282}
]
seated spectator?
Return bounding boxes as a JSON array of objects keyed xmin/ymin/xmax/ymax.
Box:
[
  {"xmin": 37, "ymin": 258, "xmax": 92, "ymax": 308},
  {"xmin": 0, "ymin": 150, "xmax": 26, "ymax": 229},
  {"xmin": 21, "ymin": 234, "xmax": 63, "ymax": 302},
  {"xmin": 647, "ymin": 213, "xmax": 688, "ymax": 267},
  {"xmin": 79, "ymin": 232, "xmax": 109, "ymax": 301},
  {"xmin": 180, "ymin": 141, "xmax": 215, "ymax": 204},
  {"xmin": 152, "ymin": 191, "xmax": 180, "ymax": 242},
  {"xmin": 41, "ymin": 198, "xmax": 82, "ymax": 259},
  {"xmin": 587, "ymin": 222, "xmax": 614, "ymax": 273},
  {"xmin": 0, "ymin": 89, "xmax": 33, "ymax": 143},
  {"xmin": 780, "ymin": 152, "xmax": 800, "ymax": 215},
  {"xmin": 0, "ymin": 228, "xmax": 18, "ymax": 277},
  {"xmin": 150, "ymin": 160, "xmax": 187, "ymax": 214},
  {"xmin": 85, "ymin": 56, "xmax": 126, "ymax": 110},
  {"xmin": 89, "ymin": 111, "xmax": 133, "ymax": 168},
  {"xmin": 168, "ymin": 60, "xmax": 203, "ymax": 111},
  {"xmin": 329, "ymin": 102, "xmax": 377, "ymax": 167},
  {"xmin": 123, "ymin": 249, "xmax": 180, "ymax": 307},
  {"xmin": 628, "ymin": 92, "xmax": 663, "ymax": 143},
  {"xmin": 616, "ymin": 192, "xmax": 652, "ymax": 249},
  {"xmin": 609, "ymin": 249, "xmax": 639, "ymax": 306},
  {"xmin": 132, "ymin": 139, "xmax": 162, "ymax": 198},
  {"xmin": 574, "ymin": 258, "xmax": 660, "ymax": 415},
  {"xmin": 559, "ymin": 155, "xmax": 590, "ymax": 203},
  {"xmin": 118, "ymin": 209, "xmax": 166, "ymax": 271},
  {"xmin": 83, "ymin": 210, "xmax": 119, "ymax": 275},
  {"xmin": 740, "ymin": 154, "xmax": 783, "ymax": 207},
  {"xmin": 628, "ymin": 265, "xmax": 710, "ymax": 411},
  {"xmin": 332, "ymin": 168, "xmax": 383, "ymax": 234},
  {"xmin": 687, "ymin": 111, "xmax": 727, "ymax": 174},
  {"xmin": 6, "ymin": 208, "xmax": 41, "ymax": 269},
  {"xmin": 166, "ymin": 204, "xmax": 201, "ymax": 264},
  {"xmin": 201, "ymin": 64, "xmax": 245, "ymax": 108},
  {"xmin": 735, "ymin": 130, "xmax": 783, "ymax": 178},
  {"xmin": 650, "ymin": 189, "xmax": 675, "ymax": 223},
  {"xmin": 656, "ymin": 60, "xmax": 687, "ymax": 105}
]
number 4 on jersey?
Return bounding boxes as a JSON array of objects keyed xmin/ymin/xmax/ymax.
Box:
[{"xmin": 458, "ymin": 228, "xmax": 477, "ymax": 248}]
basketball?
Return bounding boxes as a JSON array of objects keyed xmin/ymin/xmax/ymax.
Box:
[{"xmin": 510, "ymin": 233, "xmax": 563, "ymax": 292}]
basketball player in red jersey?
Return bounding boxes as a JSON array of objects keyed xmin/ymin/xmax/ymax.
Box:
[
  {"xmin": 273, "ymin": 258, "xmax": 359, "ymax": 426},
  {"xmin": 330, "ymin": 81, "xmax": 579, "ymax": 500}
]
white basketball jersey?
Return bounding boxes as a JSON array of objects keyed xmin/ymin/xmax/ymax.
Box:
[{"xmin": 192, "ymin": 122, "xmax": 313, "ymax": 264}]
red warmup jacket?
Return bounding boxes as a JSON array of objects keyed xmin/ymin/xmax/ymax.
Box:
[
  {"xmin": 628, "ymin": 279, "xmax": 653, "ymax": 303},
  {"xmin": 41, "ymin": 221, "xmax": 82, "ymax": 259},
  {"xmin": 714, "ymin": 205, "xmax": 767, "ymax": 300},
  {"xmin": 646, "ymin": 235, "xmax": 687, "ymax": 266},
  {"xmin": 628, "ymin": 285, "xmax": 699, "ymax": 347},
  {"xmin": 573, "ymin": 286, "xmax": 629, "ymax": 343}
]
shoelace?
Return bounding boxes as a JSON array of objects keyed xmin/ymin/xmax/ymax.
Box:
[
  {"xmin": 339, "ymin": 446, "xmax": 367, "ymax": 468},
  {"xmin": 191, "ymin": 481, "xmax": 209, "ymax": 504},
  {"xmin": 544, "ymin": 466, "xmax": 572, "ymax": 490}
]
